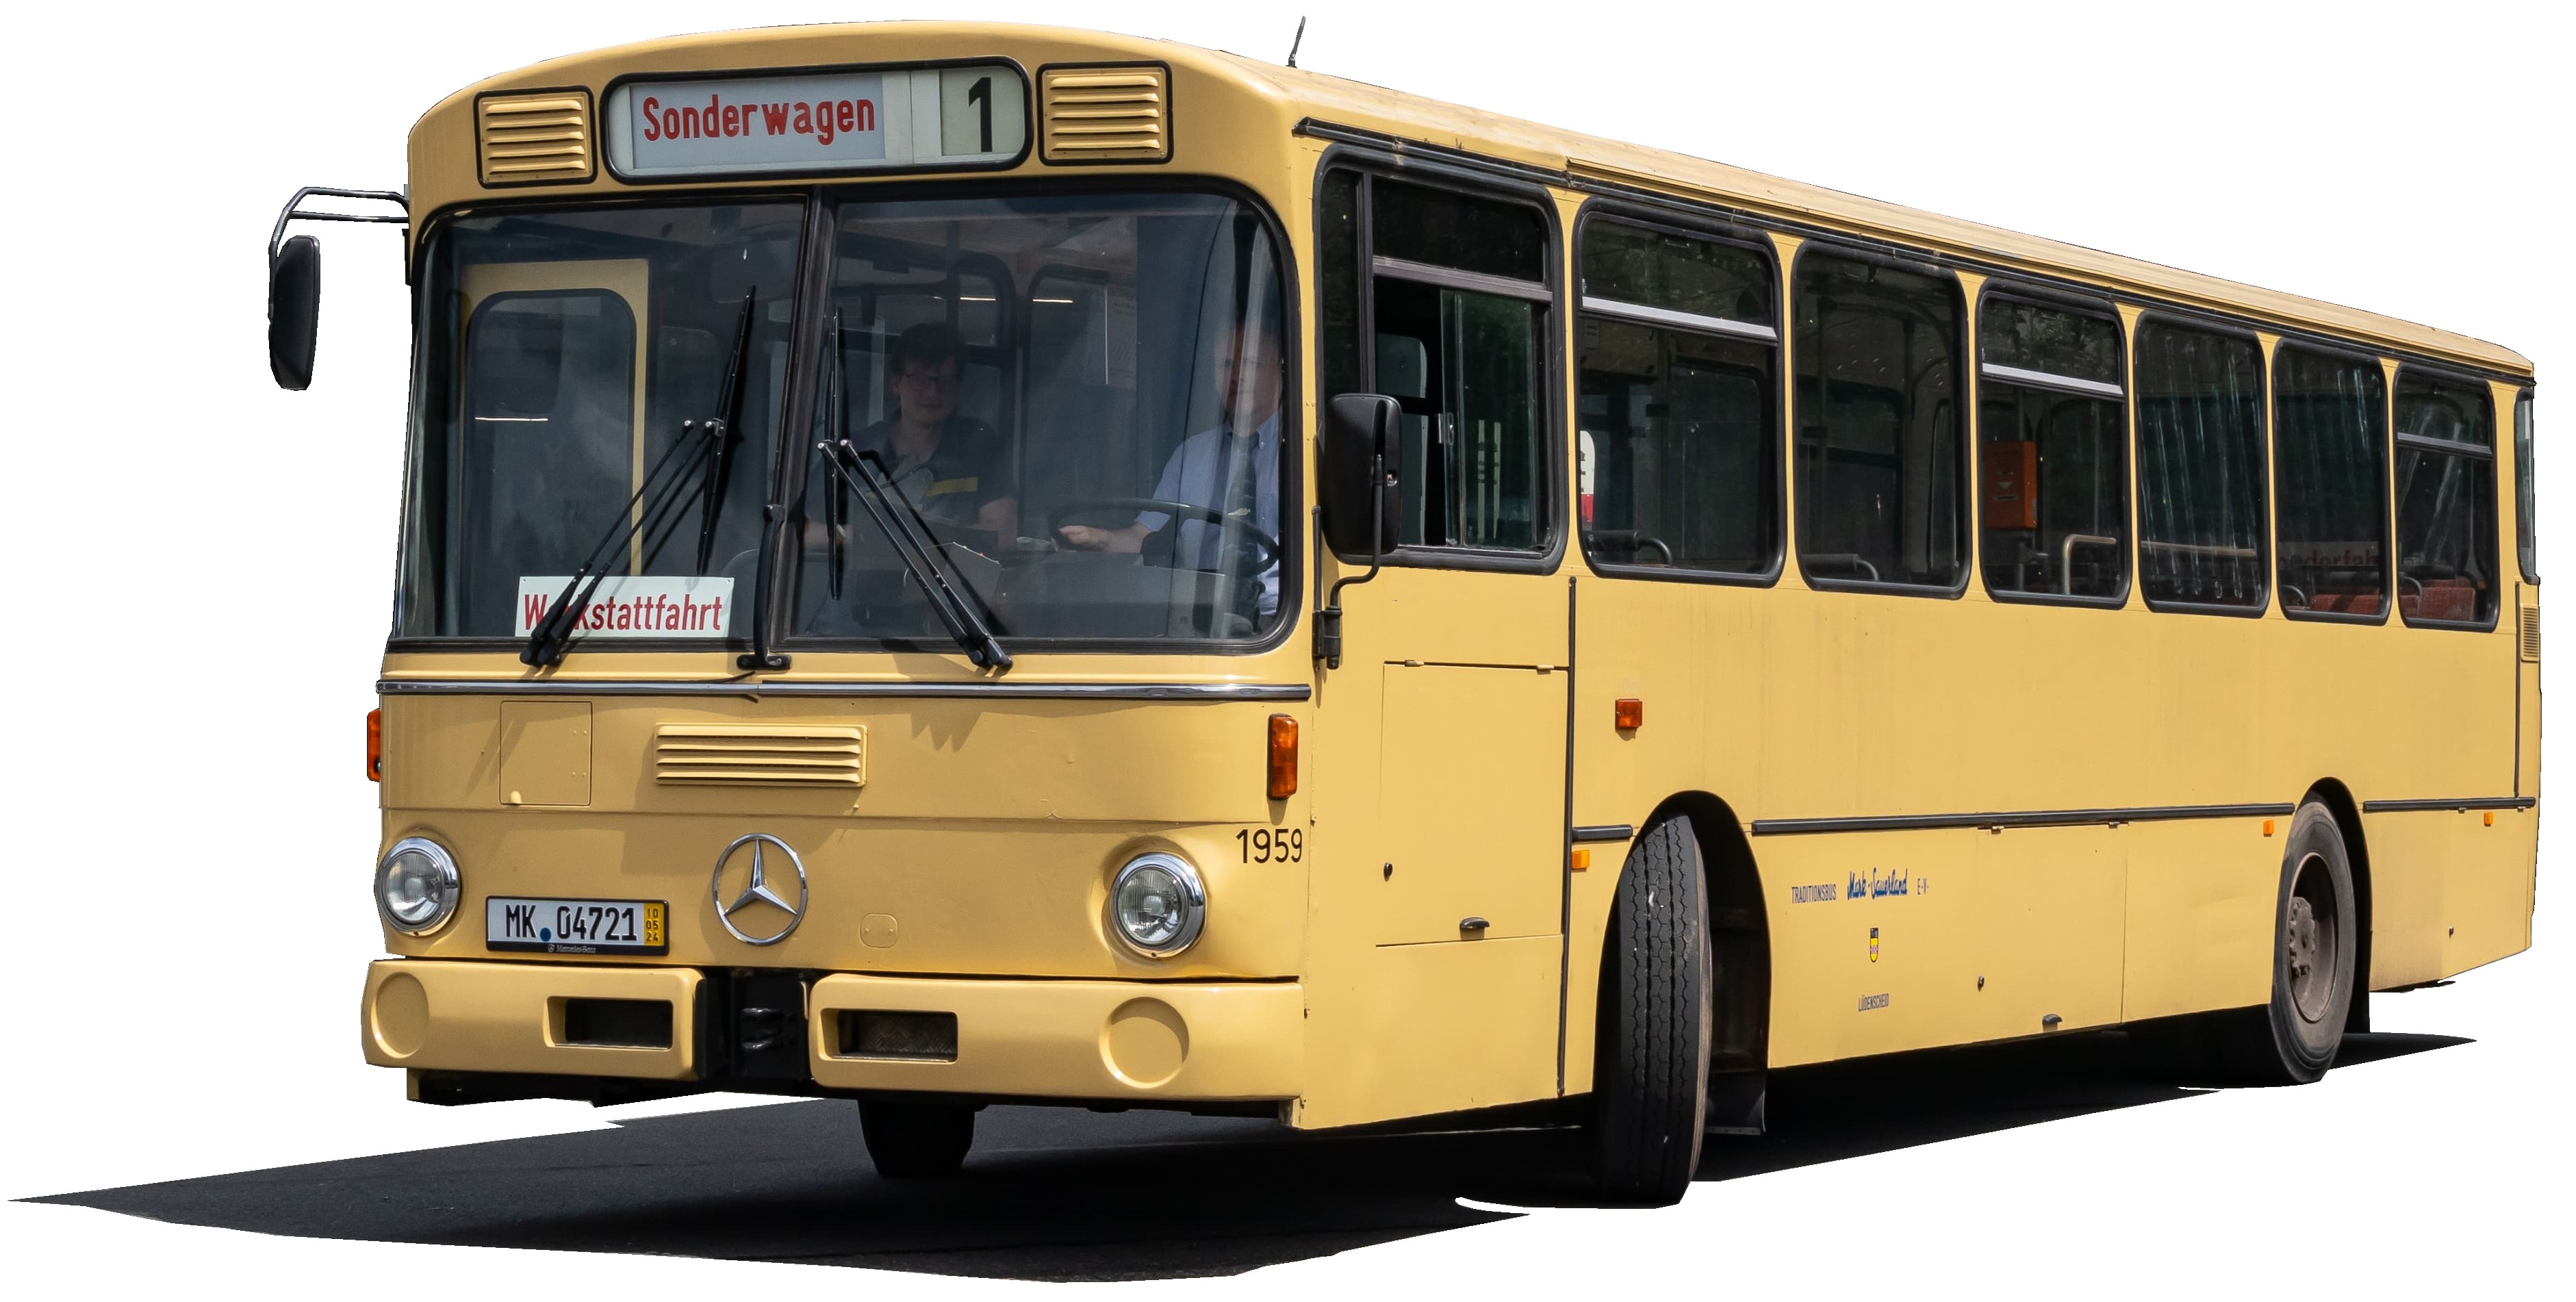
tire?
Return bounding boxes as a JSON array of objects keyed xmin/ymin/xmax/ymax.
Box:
[
  {"xmin": 2213, "ymin": 802, "xmax": 2358, "ymax": 1084},
  {"xmin": 858, "ymin": 1099, "xmax": 975, "ymax": 1179},
  {"xmin": 1590, "ymin": 815, "xmax": 1712, "ymax": 1205}
]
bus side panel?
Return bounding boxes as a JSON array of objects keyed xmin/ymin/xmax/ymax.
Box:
[
  {"xmin": 2119, "ymin": 817, "xmax": 2276, "ymax": 1022},
  {"xmin": 1564, "ymin": 572, "xmax": 1775, "ymax": 1095},
  {"xmin": 1759, "ymin": 829, "xmax": 1978, "ymax": 1067},
  {"xmin": 2359, "ymin": 811, "xmax": 2450, "ymax": 989}
]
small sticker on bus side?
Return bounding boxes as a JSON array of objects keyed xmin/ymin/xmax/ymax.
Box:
[{"xmin": 1858, "ymin": 993, "xmax": 1890, "ymax": 1012}]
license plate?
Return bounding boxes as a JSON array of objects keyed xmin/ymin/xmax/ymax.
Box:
[{"xmin": 486, "ymin": 897, "xmax": 668, "ymax": 956}]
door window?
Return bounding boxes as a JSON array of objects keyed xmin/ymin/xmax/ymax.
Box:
[{"xmin": 1319, "ymin": 169, "xmax": 1555, "ymax": 557}]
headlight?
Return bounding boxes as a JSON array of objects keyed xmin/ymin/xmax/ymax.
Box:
[
  {"xmin": 1108, "ymin": 852, "xmax": 1206, "ymax": 958},
  {"xmin": 378, "ymin": 837, "xmax": 460, "ymax": 935}
]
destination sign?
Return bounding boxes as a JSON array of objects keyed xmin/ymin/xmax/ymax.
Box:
[{"xmin": 604, "ymin": 63, "xmax": 1028, "ymax": 179}]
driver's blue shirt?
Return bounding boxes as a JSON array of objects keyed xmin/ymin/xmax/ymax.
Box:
[{"xmin": 1136, "ymin": 411, "xmax": 1281, "ymax": 616}]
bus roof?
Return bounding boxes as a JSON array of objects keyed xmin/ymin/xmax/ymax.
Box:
[{"xmin": 426, "ymin": 22, "xmax": 2532, "ymax": 378}]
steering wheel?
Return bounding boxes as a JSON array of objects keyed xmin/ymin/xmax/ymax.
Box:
[{"xmin": 1047, "ymin": 497, "xmax": 1281, "ymax": 573}]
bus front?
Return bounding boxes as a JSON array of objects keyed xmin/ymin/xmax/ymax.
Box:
[{"xmin": 327, "ymin": 25, "xmax": 1318, "ymax": 1173}]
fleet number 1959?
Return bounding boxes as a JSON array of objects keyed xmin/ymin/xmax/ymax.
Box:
[{"xmin": 1236, "ymin": 827, "xmax": 1304, "ymax": 863}]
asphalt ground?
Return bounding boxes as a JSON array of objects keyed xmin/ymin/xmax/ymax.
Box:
[{"xmin": 29, "ymin": 1030, "xmax": 2460, "ymax": 1281}]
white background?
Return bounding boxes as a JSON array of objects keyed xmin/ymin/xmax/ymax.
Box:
[{"xmin": 1, "ymin": 1, "xmax": 2566, "ymax": 1296}]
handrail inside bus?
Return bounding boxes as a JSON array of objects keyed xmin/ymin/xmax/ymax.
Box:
[{"xmin": 2060, "ymin": 534, "xmax": 2121, "ymax": 595}]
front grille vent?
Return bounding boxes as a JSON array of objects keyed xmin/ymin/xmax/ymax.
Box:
[
  {"xmin": 654, "ymin": 724, "xmax": 865, "ymax": 788},
  {"xmin": 478, "ymin": 89, "xmax": 594, "ymax": 186},
  {"xmin": 1040, "ymin": 65, "xmax": 1171, "ymax": 164},
  {"xmin": 2522, "ymin": 607, "xmax": 2542, "ymax": 663}
]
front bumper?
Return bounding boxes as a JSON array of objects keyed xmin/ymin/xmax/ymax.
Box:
[{"xmin": 359, "ymin": 959, "xmax": 1303, "ymax": 1104}]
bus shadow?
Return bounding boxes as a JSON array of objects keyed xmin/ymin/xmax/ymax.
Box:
[{"xmin": 28, "ymin": 1030, "xmax": 2464, "ymax": 1281}]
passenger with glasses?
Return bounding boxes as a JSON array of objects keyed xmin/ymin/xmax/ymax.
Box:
[{"xmin": 851, "ymin": 322, "xmax": 1016, "ymax": 537}]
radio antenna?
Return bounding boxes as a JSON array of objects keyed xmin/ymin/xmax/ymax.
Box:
[{"xmin": 1286, "ymin": 16, "xmax": 1307, "ymax": 68}]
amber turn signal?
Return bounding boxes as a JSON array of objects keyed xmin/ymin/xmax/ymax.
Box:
[
  {"xmin": 1266, "ymin": 713, "xmax": 1299, "ymax": 798},
  {"xmin": 366, "ymin": 708, "xmax": 383, "ymax": 782},
  {"xmin": 1614, "ymin": 698, "xmax": 1644, "ymax": 731}
]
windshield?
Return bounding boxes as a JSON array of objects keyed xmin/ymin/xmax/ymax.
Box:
[
  {"xmin": 790, "ymin": 191, "xmax": 1289, "ymax": 646},
  {"xmin": 396, "ymin": 202, "xmax": 804, "ymax": 641}
]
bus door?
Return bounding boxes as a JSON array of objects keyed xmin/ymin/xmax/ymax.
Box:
[{"xmin": 1314, "ymin": 163, "xmax": 1572, "ymax": 1116}]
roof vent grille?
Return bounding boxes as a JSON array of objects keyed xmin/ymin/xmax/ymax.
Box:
[
  {"xmin": 478, "ymin": 89, "xmax": 595, "ymax": 187},
  {"xmin": 1040, "ymin": 66, "xmax": 1171, "ymax": 164}
]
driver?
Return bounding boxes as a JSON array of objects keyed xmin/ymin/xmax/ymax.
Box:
[
  {"xmin": 1056, "ymin": 317, "xmax": 1282, "ymax": 617},
  {"xmin": 852, "ymin": 322, "xmax": 1015, "ymax": 536}
]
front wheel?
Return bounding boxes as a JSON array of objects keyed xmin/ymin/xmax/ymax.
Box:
[
  {"xmin": 858, "ymin": 1099, "xmax": 975, "ymax": 1179},
  {"xmin": 1589, "ymin": 815, "xmax": 1712, "ymax": 1205}
]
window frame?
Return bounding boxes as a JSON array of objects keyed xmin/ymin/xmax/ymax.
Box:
[
  {"xmin": 2128, "ymin": 307, "xmax": 2273, "ymax": 619},
  {"xmin": 2270, "ymin": 336, "xmax": 2394, "ymax": 628},
  {"xmin": 2515, "ymin": 386, "xmax": 2538, "ymax": 585},
  {"xmin": 392, "ymin": 190, "xmax": 819, "ymax": 654},
  {"xmin": 1570, "ymin": 201, "xmax": 1786, "ymax": 588},
  {"xmin": 1312, "ymin": 146, "xmax": 1568, "ymax": 576},
  {"xmin": 1971, "ymin": 281, "xmax": 2132, "ymax": 610},
  {"xmin": 2390, "ymin": 359, "xmax": 2503, "ymax": 633},
  {"xmin": 1787, "ymin": 239, "xmax": 1973, "ymax": 599}
]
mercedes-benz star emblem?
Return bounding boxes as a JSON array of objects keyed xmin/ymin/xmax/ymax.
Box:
[{"xmin": 711, "ymin": 833, "xmax": 808, "ymax": 946}]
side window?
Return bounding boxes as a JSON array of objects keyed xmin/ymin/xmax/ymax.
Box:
[
  {"xmin": 2274, "ymin": 344, "xmax": 2390, "ymax": 618},
  {"xmin": 1792, "ymin": 252, "xmax": 1965, "ymax": 589},
  {"xmin": 1576, "ymin": 218, "xmax": 1779, "ymax": 576},
  {"xmin": 2393, "ymin": 369, "xmax": 2499, "ymax": 626},
  {"xmin": 1976, "ymin": 296, "xmax": 2127, "ymax": 601},
  {"xmin": 1319, "ymin": 168, "xmax": 1553, "ymax": 554},
  {"xmin": 2134, "ymin": 319, "xmax": 2267, "ymax": 610},
  {"xmin": 2516, "ymin": 388, "xmax": 2538, "ymax": 583}
]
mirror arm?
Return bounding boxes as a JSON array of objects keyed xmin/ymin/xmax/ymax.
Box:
[
  {"xmin": 1314, "ymin": 449, "xmax": 1387, "ymax": 671},
  {"xmin": 268, "ymin": 186, "xmax": 409, "ymax": 261}
]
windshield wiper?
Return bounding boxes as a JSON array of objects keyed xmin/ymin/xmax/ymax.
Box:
[
  {"xmin": 696, "ymin": 290, "xmax": 758, "ymax": 574},
  {"xmin": 521, "ymin": 288, "xmax": 758, "ymax": 668},
  {"xmin": 815, "ymin": 436, "xmax": 1012, "ymax": 672}
]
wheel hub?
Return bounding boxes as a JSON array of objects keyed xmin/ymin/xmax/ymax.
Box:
[{"xmin": 2286, "ymin": 854, "xmax": 2337, "ymax": 1024}]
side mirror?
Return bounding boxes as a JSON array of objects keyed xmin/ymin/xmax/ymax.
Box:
[
  {"xmin": 269, "ymin": 234, "xmax": 322, "ymax": 390},
  {"xmin": 1319, "ymin": 393, "xmax": 1402, "ymax": 556}
]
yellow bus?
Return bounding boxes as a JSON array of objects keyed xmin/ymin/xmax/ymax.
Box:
[{"xmin": 272, "ymin": 21, "xmax": 2540, "ymax": 1203}]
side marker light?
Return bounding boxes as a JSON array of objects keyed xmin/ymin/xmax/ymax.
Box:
[
  {"xmin": 1570, "ymin": 848, "xmax": 1591, "ymax": 871},
  {"xmin": 1614, "ymin": 698, "xmax": 1644, "ymax": 731},
  {"xmin": 367, "ymin": 708, "xmax": 383, "ymax": 782},
  {"xmin": 1266, "ymin": 713, "xmax": 1299, "ymax": 799},
  {"xmin": 2485, "ymin": 810, "xmax": 2495, "ymax": 827},
  {"xmin": 2262, "ymin": 818, "xmax": 2275, "ymax": 837}
]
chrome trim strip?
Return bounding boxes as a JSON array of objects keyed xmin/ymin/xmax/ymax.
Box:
[
  {"xmin": 377, "ymin": 678, "xmax": 1313, "ymax": 702},
  {"xmin": 1581, "ymin": 296, "xmax": 1778, "ymax": 342},
  {"xmin": 1750, "ymin": 802, "xmax": 2294, "ymax": 836},
  {"xmin": 2361, "ymin": 796, "xmax": 2536, "ymax": 813},
  {"xmin": 1570, "ymin": 824, "xmax": 1635, "ymax": 843},
  {"xmin": 1980, "ymin": 361, "xmax": 2125, "ymax": 400},
  {"xmin": 1371, "ymin": 255, "xmax": 1553, "ymax": 303}
]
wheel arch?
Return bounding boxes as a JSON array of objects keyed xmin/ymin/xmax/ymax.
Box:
[{"xmin": 2302, "ymin": 778, "xmax": 2373, "ymax": 1034}]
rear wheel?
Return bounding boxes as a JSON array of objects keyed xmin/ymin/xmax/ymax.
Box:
[
  {"xmin": 2215, "ymin": 802, "xmax": 2358, "ymax": 1084},
  {"xmin": 858, "ymin": 1099, "xmax": 975, "ymax": 1179},
  {"xmin": 1590, "ymin": 815, "xmax": 1711, "ymax": 1205}
]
